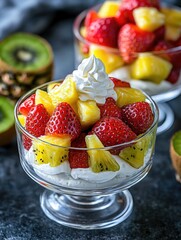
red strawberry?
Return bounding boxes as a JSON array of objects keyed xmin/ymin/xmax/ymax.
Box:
[
  {"xmin": 85, "ymin": 10, "xmax": 98, "ymax": 29},
  {"xmin": 154, "ymin": 26, "xmax": 165, "ymax": 44},
  {"xmin": 18, "ymin": 94, "xmax": 35, "ymax": 116},
  {"xmin": 69, "ymin": 133, "xmax": 89, "ymax": 168},
  {"xmin": 45, "ymin": 102, "xmax": 81, "ymax": 141},
  {"xmin": 166, "ymin": 67, "xmax": 180, "ymax": 84},
  {"xmin": 121, "ymin": 102, "xmax": 154, "ymax": 135},
  {"xmin": 24, "ymin": 104, "xmax": 50, "ymax": 150},
  {"xmin": 117, "ymin": 0, "xmax": 160, "ymax": 23},
  {"xmin": 118, "ymin": 24, "xmax": 155, "ymax": 63},
  {"xmin": 109, "ymin": 77, "xmax": 131, "ymax": 88},
  {"xmin": 86, "ymin": 17, "xmax": 120, "ymax": 48},
  {"xmin": 153, "ymin": 40, "xmax": 173, "ymax": 61},
  {"xmin": 99, "ymin": 97, "xmax": 122, "ymax": 119},
  {"xmin": 92, "ymin": 116, "xmax": 137, "ymax": 147}
]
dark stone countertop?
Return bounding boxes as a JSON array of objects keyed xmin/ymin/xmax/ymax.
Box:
[{"xmin": 1, "ymin": 12, "xmax": 181, "ymax": 240}]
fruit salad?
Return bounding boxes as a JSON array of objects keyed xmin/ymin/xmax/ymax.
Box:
[
  {"xmin": 74, "ymin": 0, "xmax": 181, "ymax": 95},
  {"xmin": 16, "ymin": 55, "xmax": 158, "ymax": 189}
]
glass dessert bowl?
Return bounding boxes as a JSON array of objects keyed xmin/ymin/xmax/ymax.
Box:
[
  {"xmin": 73, "ymin": 0, "xmax": 181, "ymax": 134},
  {"xmin": 14, "ymin": 56, "xmax": 159, "ymax": 229}
]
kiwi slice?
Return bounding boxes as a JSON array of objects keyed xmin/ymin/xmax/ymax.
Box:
[
  {"xmin": 0, "ymin": 33, "xmax": 53, "ymax": 101},
  {"xmin": 119, "ymin": 136, "xmax": 150, "ymax": 169},
  {"xmin": 0, "ymin": 96, "xmax": 15, "ymax": 146},
  {"xmin": 170, "ymin": 131, "xmax": 181, "ymax": 181},
  {"xmin": 85, "ymin": 134, "xmax": 120, "ymax": 173}
]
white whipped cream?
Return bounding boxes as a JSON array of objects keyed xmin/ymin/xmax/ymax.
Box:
[
  {"xmin": 73, "ymin": 55, "xmax": 117, "ymax": 104},
  {"xmin": 26, "ymin": 147, "xmax": 71, "ymax": 175},
  {"xmin": 26, "ymin": 148, "xmax": 151, "ymax": 189}
]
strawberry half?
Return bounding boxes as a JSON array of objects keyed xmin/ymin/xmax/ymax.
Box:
[
  {"xmin": 92, "ymin": 116, "xmax": 137, "ymax": 147},
  {"xmin": 69, "ymin": 133, "xmax": 89, "ymax": 168},
  {"xmin": 118, "ymin": 23, "xmax": 155, "ymax": 63},
  {"xmin": 18, "ymin": 94, "xmax": 35, "ymax": 116},
  {"xmin": 166, "ymin": 67, "xmax": 180, "ymax": 84},
  {"xmin": 45, "ymin": 102, "xmax": 81, "ymax": 141},
  {"xmin": 121, "ymin": 102, "xmax": 154, "ymax": 135},
  {"xmin": 86, "ymin": 17, "xmax": 120, "ymax": 48},
  {"xmin": 24, "ymin": 104, "xmax": 50, "ymax": 150},
  {"xmin": 99, "ymin": 97, "xmax": 122, "ymax": 119},
  {"xmin": 109, "ymin": 77, "xmax": 131, "ymax": 88}
]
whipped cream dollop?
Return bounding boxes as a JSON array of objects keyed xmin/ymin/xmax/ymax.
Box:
[{"xmin": 73, "ymin": 55, "xmax": 117, "ymax": 104}]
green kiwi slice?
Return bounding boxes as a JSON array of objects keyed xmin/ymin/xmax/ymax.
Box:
[
  {"xmin": 0, "ymin": 96, "xmax": 15, "ymax": 145},
  {"xmin": 0, "ymin": 33, "xmax": 53, "ymax": 72},
  {"xmin": 0, "ymin": 33, "xmax": 53, "ymax": 101},
  {"xmin": 172, "ymin": 131, "xmax": 181, "ymax": 156}
]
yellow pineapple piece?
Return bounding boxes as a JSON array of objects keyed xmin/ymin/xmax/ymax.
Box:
[
  {"xmin": 90, "ymin": 45, "xmax": 124, "ymax": 74},
  {"xmin": 133, "ymin": 7, "xmax": 165, "ymax": 31},
  {"xmin": 85, "ymin": 134, "xmax": 120, "ymax": 173},
  {"xmin": 161, "ymin": 7, "xmax": 181, "ymax": 27},
  {"xmin": 35, "ymin": 89, "xmax": 54, "ymax": 115},
  {"xmin": 49, "ymin": 75, "xmax": 78, "ymax": 107},
  {"xmin": 77, "ymin": 100, "xmax": 100, "ymax": 129},
  {"xmin": 115, "ymin": 87, "xmax": 146, "ymax": 107},
  {"xmin": 18, "ymin": 114, "xmax": 26, "ymax": 127},
  {"xmin": 98, "ymin": 1, "xmax": 119, "ymax": 18},
  {"xmin": 165, "ymin": 24, "xmax": 181, "ymax": 41},
  {"xmin": 33, "ymin": 135, "xmax": 71, "ymax": 167},
  {"xmin": 130, "ymin": 53, "xmax": 173, "ymax": 84},
  {"xmin": 47, "ymin": 82, "xmax": 61, "ymax": 93}
]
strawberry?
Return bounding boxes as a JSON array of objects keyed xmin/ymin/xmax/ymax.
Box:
[
  {"xmin": 118, "ymin": 23, "xmax": 155, "ymax": 63},
  {"xmin": 117, "ymin": 0, "xmax": 160, "ymax": 23},
  {"xmin": 109, "ymin": 77, "xmax": 131, "ymax": 88},
  {"xmin": 121, "ymin": 102, "xmax": 154, "ymax": 135},
  {"xmin": 69, "ymin": 133, "xmax": 89, "ymax": 168},
  {"xmin": 86, "ymin": 17, "xmax": 120, "ymax": 48},
  {"xmin": 18, "ymin": 94, "xmax": 35, "ymax": 116},
  {"xmin": 24, "ymin": 104, "xmax": 50, "ymax": 150},
  {"xmin": 45, "ymin": 102, "xmax": 81, "ymax": 141},
  {"xmin": 85, "ymin": 10, "xmax": 98, "ymax": 28},
  {"xmin": 153, "ymin": 40, "xmax": 173, "ymax": 61},
  {"xmin": 99, "ymin": 97, "xmax": 122, "ymax": 119},
  {"xmin": 92, "ymin": 116, "xmax": 137, "ymax": 147},
  {"xmin": 154, "ymin": 26, "xmax": 165, "ymax": 44},
  {"xmin": 166, "ymin": 67, "xmax": 180, "ymax": 84}
]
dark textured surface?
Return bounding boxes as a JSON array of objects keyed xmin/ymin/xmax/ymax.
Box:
[{"xmin": 1, "ymin": 9, "xmax": 181, "ymax": 240}]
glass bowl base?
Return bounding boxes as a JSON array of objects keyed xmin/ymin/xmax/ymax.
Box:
[
  {"xmin": 157, "ymin": 103, "xmax": 174, "ymax": 135},
  {"xmin": 40, "ymin": 189, "xmax": 133, "ymax": 230}
]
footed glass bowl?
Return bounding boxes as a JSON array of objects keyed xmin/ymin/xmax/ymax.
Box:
[
  {"xmin": 73, "ymin": 4, "xmax": 181, "ymax": 135},
  {"xmin": 14, "ymin": 81, "xmax": 158, "ymax": 229}
]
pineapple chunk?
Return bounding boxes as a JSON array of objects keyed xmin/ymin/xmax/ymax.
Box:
[
  {"xmin": 33, "ymin": 135, "xmax": 71, "ymax": 167},
  {"xmin": 49, "ymin": 75, "xmax": 78, "ymax": 107},
  {"xmin": 77, "ymin": 100, "xmax": 100, "ymax": 129},
  {"xmin": 98, "ymin": 1, "xmax": 119, "ymax": 18},
  {"xmin": 18, "ymin": 114, "xmax": 26, "ymax": 127},
  {"xmin": 90, "ymin": 45, "xmax": 124, "ymax": 74},
  {"xmin": 47, "ymin": 82, "xmax": 61, "ymax": 93},
  {"xmin": 161, "ymin": 7, "xmax": 181, "ymax": 27},
  {"xmin": 131, "ymin": 53, "xmax": 173, "ymax": 84},
  {"xmin": 165, "ymin": 24, "xmax": 181, "ymax": 41},
  {"xmin": 115, "ymin": 87, "xmax": 146, "ymax": 107},
  {"xmin": 35, "ymin": 89, "xmax": 54, "ymax": 115},
  {"xmin": 85, "ymin": 134, "xmax": 120, "ymax": 173},
  {"xmin": 133, "ymin": 7, "xmax": 165, "ymax": 32}
]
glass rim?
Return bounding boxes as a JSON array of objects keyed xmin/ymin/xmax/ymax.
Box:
[
  {"xmin": 14, "ymin": 80, "xmax": 159, "ymax": 151},
  {"xmin": 73, "ymin": 4, "xmax": 181, "ymax": 55}
]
